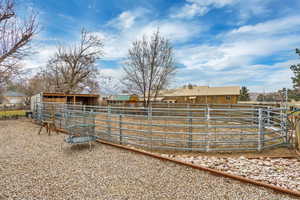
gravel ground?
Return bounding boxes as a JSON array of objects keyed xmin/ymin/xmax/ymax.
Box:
[{"xmin": 0, "ymin": 119, "xmax": 298, "ymax": 200}]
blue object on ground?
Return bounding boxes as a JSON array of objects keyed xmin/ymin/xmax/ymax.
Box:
[{"xmin": 65, "ymin": 135, "xmax": 98, "ymax": 144}]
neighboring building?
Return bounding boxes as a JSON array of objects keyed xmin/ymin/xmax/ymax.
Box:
[
  {"xmin": 1, "ymin": 91, "xmax": 26, "ymax": 105},
  {"xmin": 106, "ymin": 94, "xmax": 139, "ymax": 105},
  {"xmin": 158, "ymin": 86, "xmax": 240, "ymax": 104},
  {"xmin": 249, "ymin": 92, "xmax": 260, "ymax": 101},
  {"xmin": 31, "ymin": 92, "xmax": 100, "ymax": 111}
]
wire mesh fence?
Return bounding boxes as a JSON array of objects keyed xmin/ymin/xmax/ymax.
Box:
[{"xmin": 33, "ymin": 102, "xmax": 290, "ymax": 152}]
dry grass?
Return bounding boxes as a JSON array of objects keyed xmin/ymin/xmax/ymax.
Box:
[{"xmin": 0, "ymin": 110, "xmax": 26, "ymax": 118}]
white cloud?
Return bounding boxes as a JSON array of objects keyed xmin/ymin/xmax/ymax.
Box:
[
  {"xmin": 174, "ymin": 15, "xmax": 300, "ymax": 91},
  {"xmin": 100, "ymin": 12, "xmax": 300, "ymax": 92},
  {"xmin": 98, "ymin": 68, "xmax": 124, "ymax": 95},
  {"xmin": 100, "ymin": 68, "xmax": 123, "ymax": 79},
  {"xmin": 108, "ymin": 11, "xmax": 136, "ymax": 29},
  {"xmin": 174, "ymin": 59, "xmax": 295, "ymax": 92},
  {"xmin": 171, "ymin": 0, "xmax": 271, "ymax": 23},
  {"xmin": 107, "ymin": 8, "xmax": 150, "ymax": 30},
  {"xmin": 171, "ymin": 0, "xmax": 237, "ymax": 19},
  {"xmin": 138, "ymin": 20, "xmax": 203, "ymax": 42},
  {"xmin": 177, "ymin": 15, "xmax": 300, "ymax": 70},
  {"xmin": 99, "ymin": 19, "xmax": 204, "ymax": 60},
  {"xmin": 26, "ymin": 3, "xmax": 299, "ymax": 93},
  {"xmin": 22, "ymin": 44, "xmax": 57, "ymax": 70},
  {"xmin": 172, "ymin": 3, "xmax": 209, "ymax": 19},
  {"xmin": 235, "ymin": 0, "xmax": 271, "ymax": 24},
  {"xmin": 229, "ymin": 15, "xmax": 300, "ymax": 36}
]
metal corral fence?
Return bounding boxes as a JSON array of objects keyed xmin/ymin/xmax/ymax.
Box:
[{"xmin": 33, "ymin": 102, "xmax": 290, "ymax": 152}]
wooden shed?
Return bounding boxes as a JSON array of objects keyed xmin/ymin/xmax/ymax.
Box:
[
  {"xmin": 31, "ymin": 92, "xmax": 99, "ymax": 111},
  {"xmin": 158, "ymin": 86, "xmax": 240, "ymax": 104}
]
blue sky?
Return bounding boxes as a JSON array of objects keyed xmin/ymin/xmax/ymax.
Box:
[{"xmin": 18, "ymin": 0, "xmax": 300, "ymax": 92}]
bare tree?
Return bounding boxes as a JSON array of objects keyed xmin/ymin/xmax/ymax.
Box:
[
  {"xmin": 123, "ymin": 30, "xmax": 176, "ymax": 107},
  {"xmin": 45, "ymin": 29, "xmax": 103, "ymax": 94},
  {"xmin": 0, "ymin": 0, "xmax": 38, "ymax": 87}
]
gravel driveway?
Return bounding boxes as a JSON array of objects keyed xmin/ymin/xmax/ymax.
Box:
[{"xmin": 0, "ymin": 119, "xmax": 298, "ymax": 200}]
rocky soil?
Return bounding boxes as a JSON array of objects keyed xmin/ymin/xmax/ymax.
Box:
[{"xmin": 161, "ymin": 154, "xmax": 300, "ymax": 192}]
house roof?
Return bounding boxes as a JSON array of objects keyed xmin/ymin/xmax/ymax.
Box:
[
  {"xmin": 41, "ymin": 92, "xmax": 99, "ymax": 98},
  {"xmin": 158, "ymin": 86, "xmax": 240, "ymax": 97},
  {"xmin": 108, "ymin": 94, "xmax": 138, "ymax": 101},
  {"xmin": 4, "ymin": 91, "xmax": 26, "ymax": 97},
  {"xmin": 112, "ymin": 95, "xmax": 131, "ymax": 101}
]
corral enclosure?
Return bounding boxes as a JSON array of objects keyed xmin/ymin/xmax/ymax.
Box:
[{"xmin": 34, "ymin": 103, "xmax": 290, "ymax": 152}]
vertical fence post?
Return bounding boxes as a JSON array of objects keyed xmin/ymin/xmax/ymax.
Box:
[
  {"xmin": 187, "ymin": 104, "xmax": 193, "ymax": 150},
  {"xmin": 107, "ymin": 105, "xmax": 111, "ymax": 141},
  {"xmin": 148, "ymin": 106, "xmax": 153, "ymax": 149},
  {"xmin": 206, "ymin": 106, "xmax": 211, "ymax": 152},
  {"xmin": 119, "ymin": 114, "xmax": 123, "ymax": 145},
  {"xmin": 59, "ymin": 104, "xmax": 62, "ymax": 128},
  {"xmin": 252, "ymin": 106, "xmax": 255, "ymax": 125},
  {"xmin": 280, "ymin": 108, "xmax": 288, "ymax": 144},
  {"xmin": 267, "ymin": 106, "xmax": 271, "ymax": 127},
  {"xmin": 91, "ymin": 109, "xmax": 95, "ymax": 135},
  {"xmin": 258, "ymin": 108, "xmax": 264, "ymax": 151}
]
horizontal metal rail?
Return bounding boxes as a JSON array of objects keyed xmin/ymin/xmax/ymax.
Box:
[{"xmin": 34, "ymin": 102, "xmax": 289, "ymax": 152}]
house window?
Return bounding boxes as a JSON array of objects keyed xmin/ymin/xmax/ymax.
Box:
[{"xmin": 226, "ymin": 96, "xmax": 231, "ymax": 101}]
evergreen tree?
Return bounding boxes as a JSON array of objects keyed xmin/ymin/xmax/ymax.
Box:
[{"xmin": 238, "ymin": 86, "xmax": 250, "ymax": 101}]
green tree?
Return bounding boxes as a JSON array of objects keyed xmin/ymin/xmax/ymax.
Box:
[{"xmin": 238, "ymin": 86, "xmax": 250, "ymax": 101}]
